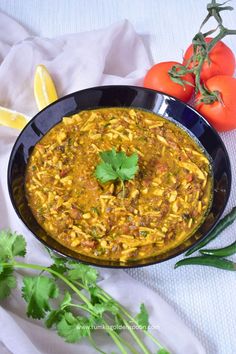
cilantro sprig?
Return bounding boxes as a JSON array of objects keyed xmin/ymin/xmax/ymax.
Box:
[
  {"xmin": 95, "ymin": 148, "xmax": 139, "ymax": 197},
  {"xmin": 0, "ymin": 230, "xmax": 170, "ymax": 354}
]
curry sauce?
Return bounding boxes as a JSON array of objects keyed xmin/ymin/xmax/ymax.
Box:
[{"xmin": 25, "ymin": 108, "xmax": 213, "ymax": 261}]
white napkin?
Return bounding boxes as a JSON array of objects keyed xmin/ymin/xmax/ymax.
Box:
[{"xmin": 0, "ymin": 11, "xmax": 205, "ymax": 354}]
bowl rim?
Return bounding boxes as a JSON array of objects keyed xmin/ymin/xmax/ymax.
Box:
[{"xmin": 7, "ymin": 85, "xmax": 232, "ymax": 268}]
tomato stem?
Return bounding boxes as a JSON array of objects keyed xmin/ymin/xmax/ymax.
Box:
[{"xmin": 169, "ymin": 0, "xmax": 236, "ymax": 103}]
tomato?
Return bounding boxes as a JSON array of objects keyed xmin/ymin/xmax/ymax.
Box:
[
  {"xmin": 183, "ymin": 37, "xmax": 235, "ymax": 82},
  {"xmin": 143, "ymin": 61, "xmax": 194, "ymax": 102},
  {"xmin": 195, "ymin": 75, "xmax": 236, "ymax": 132}
]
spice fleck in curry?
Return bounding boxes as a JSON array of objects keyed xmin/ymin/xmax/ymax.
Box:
[{"xmin": 25, "ymin": 108, "xmax": 213, "ymax": 261}]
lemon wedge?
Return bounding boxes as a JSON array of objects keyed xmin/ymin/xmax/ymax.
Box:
[
  {"xmin": 34, "ymin": 64, "xmax": 58, "ymax": 110},
  {"xmin": 0, "ymin": 106, "xmax": 28, "ymax": 130}
]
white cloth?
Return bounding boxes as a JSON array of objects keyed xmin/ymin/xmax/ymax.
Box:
[{"xmin": 0, "ymin": 11, "xmax": 206, "ymax": 354}]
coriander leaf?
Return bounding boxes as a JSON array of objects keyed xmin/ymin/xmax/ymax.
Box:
[
  {"xmin": 49, "ymin": 262, "xmax": 68, "ymax": 276},
  {"xmin": 49, "ymin": 258, "xmax": 69, "ymax": 276},
  {"xmin": 117, "ymin": 151, "xmax": 139, "ymax": 180},
  {"xmin": 135, "ymin": 303, "xmax": 149, "ymax": 330},
  {"xmin": 100, "ymin": 148, "xmax": 117, "ymax": 164},
  {"xmin": 60, "ymin": 291, "xmax": 72, "ymax": 308},
  {"xmin": 46, "ymin": 309, "xmax": 65, "ymax": 329},
  {"xmin": 46, "ymin": 248, "xmax": 67, "ymax": 265},
  {"xmin": 95, "ymin": 148, "xmax": 139, "ymax": 184},
  {"xmin": 92, "ymin": 300, "xmax": 119, "ymax": 316},
  {"xmin": 67, "ymin": 263, "xmax": 98, "ymax": 286},
  {"xmin": 0, "ymin": 267, "xmax": 16, "ymax": 300},
  {"xmin": 89, "ymin": 286, "xmax": 104, "ymax": 305},
  {"xmin": 0, "ymin": 230, "xmax": 26, "ymax": 261},
  {"xmin": 57, "ymin": 312, "xmax": 91, "ymax": 343},
  {"xmin": 118, "ymin": 165, "xmax": 138, "ymax": 180},
  {"xmin": 119, "ymin": 151, "xmax": 138, "ymax": 169},
  {"xmin": 12, "ymin": 234, "xmax": 27, "ymax": 257},
  {"xmin": 22, "ymin": 276, "xmax": 59, "ymax": 319},
  {"xmin": 45, "ymin": 291, "xmax": 72, "ymax": 328},
  {"xmin": 45, "ymin": 291, "xmax": 71, "ymax": 328},
  {"xmin": 95, "ymin": 162, "xmax": 118, "ymax": 183},
  {"xmin": 46, "ymin": 248, "xmax": 68, "ymax": 276}
]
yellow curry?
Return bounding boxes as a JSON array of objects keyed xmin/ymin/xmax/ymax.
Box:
[{"xmin": 25, "ymin": 108, "xmax": 213, "ymax": 262}]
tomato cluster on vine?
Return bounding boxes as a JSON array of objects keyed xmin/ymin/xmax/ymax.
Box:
[{"xmin": 144, "ymin": 38, "xmax": 236, "ymax": 132}]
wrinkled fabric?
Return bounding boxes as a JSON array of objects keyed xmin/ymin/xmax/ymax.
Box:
[{"xmin": 0, "ymin": 12, "xmax": 205, "ymax": 354}]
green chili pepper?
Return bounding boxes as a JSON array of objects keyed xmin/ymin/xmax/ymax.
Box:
[
  {"xmin": 200, "ymin": 240, "xmax": 236, "ymax": 257},
  {"xmin": 175, "ymin": 256, "xmax": 236, "ymax": 271},
  {"xmin": 185, "ymin": 207, "xmax": 236, "ymax": 256}
]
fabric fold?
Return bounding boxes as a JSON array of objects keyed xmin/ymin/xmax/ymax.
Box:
[{"xmin": 0, "ymin": 11, "xmax": 205, "ymax": 354}]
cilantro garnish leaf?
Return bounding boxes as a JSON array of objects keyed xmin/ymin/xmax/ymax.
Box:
[
  {"xmin": 0, "ymin": 267, "xmax": 17, "ymax": 300},
  {"xmin": 95, "ymin": 148, "xmax": 139, "ymax": 184},
  {"xmin": 22, "ymin": 276, "xmax": 59, "ymax": 319},
  {"xmin": 0, "ymin": 230, "xmax": 26, "ymax": 261},
  {"xmin": 95, "ymin": 162, "xmax": 118, "ymax": 183},
  {"xmin": 135, "ymin": 303, "xmax": 149, "ymax": 330},
  {"xmin": 67, "ymin": 263, "xmax": 98, "ymax": 286},
  {"xmin": 57, "ymin": 312, "xmax": 91, "ymax": 343}
]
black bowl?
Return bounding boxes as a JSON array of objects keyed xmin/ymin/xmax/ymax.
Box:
[{"xmin": 8, "ymin": 86, "xmax": 231, "ymax": 268}]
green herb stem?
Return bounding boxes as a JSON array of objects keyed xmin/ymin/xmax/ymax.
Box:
[
  {"xmin": 88, "ymin": 336, "xmax": 107, "ymax": 354},
  {"xmin": 122, "ymin": 318, "xmax": 151, "ymax": 354},
  {"xmin": 0, "ymin": 230, "xmax": 170, "ymax": 354},
  {"xmin": 72, "ymin": 280, "xmax": 167, "ymax": 352},
  {"xmin": 62, "ymin": 303, "xmax": 96, "ymax": 316},
  {"xmin": 63, "ymin": 302, "xmax": 140, "ymax": 353},
  {"xmin": 95, "ymin": 286, "xmax": 166, "ymax": 351},
  {"xmin": 109, "ymin": 330, "xmax": 140, "ymax": 354},
  {"xmin": 119, "ymin": 304, "xmax": 164, "ymax": 349},
  {"xmin": 120, "ymin": 179, "xmax": 126, "ymax": 199},
  {"xmin": 62, "ymin": 302, "xmax": 142, "ymax": 353},
  {"xmin": 4, "ymin": 262, "xmax": 153, "ymax": 354},
  {"xmin": 72, "ymin": 282, "xmax": 154, "ymax": 353},
  {"xmin": 102, "ymin": 320, "xmax": 129, "ymax": 354}
]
